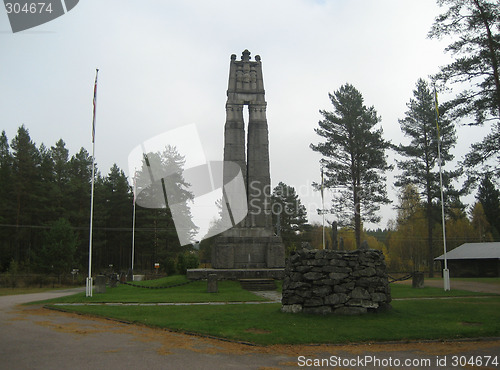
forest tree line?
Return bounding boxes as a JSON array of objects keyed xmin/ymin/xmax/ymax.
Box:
[{"xmin": 0, "ymin": 126, "xmax": 196, "ymax": 276}]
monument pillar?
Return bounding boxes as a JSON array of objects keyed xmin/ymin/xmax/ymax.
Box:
[
  {"xmin": 247, "ymin": 102, "xmax": 272, "ymax": 228},
  {"xmin": 212, "ymin": 50, "xmax": 285, "ymax": 270}
]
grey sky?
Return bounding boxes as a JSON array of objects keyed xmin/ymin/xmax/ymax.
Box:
[{"xmin": 1, "ymin": 0, "xmax": 490, "ymax": 239}]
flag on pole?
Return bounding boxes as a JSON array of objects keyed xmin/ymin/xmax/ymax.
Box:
[{"xmin": 92, "ymin": 69, "xmax": 99, "ymax": 143}]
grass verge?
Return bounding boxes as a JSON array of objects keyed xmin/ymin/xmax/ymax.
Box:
[
  {"xmin": 51, "ymin": 297, "xmax": 500, "ymax": 345},
  {"xmin": 33, "ymin": 276, "xmax": 495, "ymax": 305}
]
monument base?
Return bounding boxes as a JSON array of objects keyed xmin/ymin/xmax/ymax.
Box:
[
  {"xmin": 211, "ymin": 228, "xmax": 285, "ymax": 269},
  {"xmin": 186, "ymin": 268, "xmax": 284, "ymax": 281}
]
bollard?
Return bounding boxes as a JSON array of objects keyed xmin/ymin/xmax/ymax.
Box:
[
  {"xmin": 207, "ymin": 274, "xmax": 218, "ymax": 293},
  {"xmin": 95, "ymin": 275, "xmax": 106, "ymax": 294},
  {"xmin": 412, "ymin": 271, "xmax": 424, "ymax": 288}
]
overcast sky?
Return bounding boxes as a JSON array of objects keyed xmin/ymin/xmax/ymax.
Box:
[{"xmin": 1, "ymin": 0, "xmax": 490, "ymax": 239}]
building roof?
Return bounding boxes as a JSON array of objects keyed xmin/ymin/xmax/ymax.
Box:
[{"xmin": 435, "ymin": 242, "xmax": 500, "ymax": 260}]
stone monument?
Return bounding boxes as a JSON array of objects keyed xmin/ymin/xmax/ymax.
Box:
[
  {"xmin": 212, "ymin": 49, "xmax": 285, "ymax": 270},
  {"xmin": 187, "ymin": 50, "xmax": 285, "ymax": 280},
  {"xmin": 281, "ymin": 248, "xmax": 392, "ymax": 315}
]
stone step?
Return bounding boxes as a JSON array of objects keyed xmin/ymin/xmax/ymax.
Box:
[{"xmin": 239, "ymin": 279, "xmax": 277, "ymax": 291}]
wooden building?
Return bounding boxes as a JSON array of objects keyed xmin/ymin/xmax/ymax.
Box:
[{"xmin": 435, "ymin": 242, "xmax": 500, "ymax": 278}]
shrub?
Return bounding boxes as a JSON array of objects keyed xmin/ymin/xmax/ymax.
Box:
[{"xmin": 176, "ymin": 252, "xmax": 199, "ymax": 274}]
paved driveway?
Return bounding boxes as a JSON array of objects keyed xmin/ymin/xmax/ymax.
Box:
[
  {"xmin": 425, "ymin": 279, "xmax": 499, "ymax": 294},
  {"xmin": 0, "ymin": 289, "xmax": 499, "ymax": 369},
  {"xmin": 394, "ymin": 278, "xmax": 500, "ymax": 294}
]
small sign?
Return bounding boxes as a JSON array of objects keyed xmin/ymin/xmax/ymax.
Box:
[{"xmin": 154, "ymin": 263, "xmax": 160, "ymax": 269}]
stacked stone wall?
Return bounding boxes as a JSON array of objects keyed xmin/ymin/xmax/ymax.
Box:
[{"xmin": 281, "ymin": 249, "xmax": 391, "ymax": 315}]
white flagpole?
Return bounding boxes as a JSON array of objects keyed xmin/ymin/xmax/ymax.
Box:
[
  {"xmin": 321, "ymin": 166, "xmax": 325, "ymax": 250},
  {"xmin": 434, "ymin": 86, "xmax": 450, "ymax": 291},
  {"xmin": 131, "ymin": 170, "xmax": 137, "ymax": 277},
  {"xmin": 86, "ymin": 69, "xmax": 99, "ymax": 297}
]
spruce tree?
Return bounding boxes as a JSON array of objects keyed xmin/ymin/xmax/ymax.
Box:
[
  {"xmin": 10, "ymin": 125, "xmax": 42, "ymax": 263},
  {"xmin": 470, "ymin": 202, "xmax": 493, "ymax": 241},
  {"xmin": 37, "ymin": 143, "xmax": 58, "ymax": 225},
  {"xmin": 103, "ymin": 164, "xmax": 133, "ymax": 270},
  {"xmin": 67, "ymin": 148, "xmax": 93, "ymax": 268},
  {"xmin": 36, "ymin": 218, "xmax": 77, "ymax": 275},
  {"xmin": 271, "ymin": 182, "xmax": 308, "ymax": 253},
  {"xmin": 51, "ymin": 139, "xmax": 70, "ymax": 205},
  {"xmin": 0, "ymin": 131, "xmax": 15, "ymax": 270},
  {"xmin": 477, "ymin": 174, "xmax": 500, "ymax": 238},
  {"xmin": 134, "ymin": 146, "xmax": 198, "ymax": 269},
  {"xmin": 0, "ymin": 131, "xmax": 13, "ymax": 205}
]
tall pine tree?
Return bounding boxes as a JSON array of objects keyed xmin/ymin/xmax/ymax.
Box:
[
  {"xmin": 395, "ymin": 78, "xmax": 460, "ymax": 277},
  {"xmin": 429, "ymin": 0, "xmax": 500, "ymax": 176},
  {"xmin": 310, "ymin": 83, "xmax": 392, "ymax": 249}
]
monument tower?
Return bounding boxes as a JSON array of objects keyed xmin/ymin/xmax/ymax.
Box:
[{"xmin": 211, "ymin": 50, "xmax": 285, "ymax": 270}]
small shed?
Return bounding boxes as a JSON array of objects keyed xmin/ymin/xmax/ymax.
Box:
[{"xmin": 435, "ymin": 242, "xmax": 500, "ymax": 277}]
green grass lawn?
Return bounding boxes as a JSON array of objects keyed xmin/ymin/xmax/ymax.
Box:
[
  {"xmin": 37, "ymin": 276, "xmax": 266, "ymax": 304},
  {"xmin": 53, "ymin": 297, "xmax": 500, "ymax": 345},
  {"xmin": 35, "ymin": 276, "xmax": 495, "ymax": 305}
]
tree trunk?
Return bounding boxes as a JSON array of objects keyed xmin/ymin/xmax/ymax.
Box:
[
  {"xmin": 354, "ymin": 181, "xmax": 361, "ymax": 249},
  {"xmin": 423, "ymin": 122, "xmax": 434, "ymax": 277}
]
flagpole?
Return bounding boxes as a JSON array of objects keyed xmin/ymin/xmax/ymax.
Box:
[
  {"xmin": 86, "ymin": 68, "xmax": 99, "ymax": 297},
  {"xmin": 131, "ymin": 170, "xmax": 137, "ymax": 278},
  {"xmin": 434, "ymin": 85, "xmax": 450, "ymax": 291},
  {"xmin": 321, "ymin": 166, "xmax": 325, "ymax": 250}
]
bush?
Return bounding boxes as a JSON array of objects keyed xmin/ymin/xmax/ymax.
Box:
[
  {"xmin": 164, "ymin": 258, "xmax": 176, "ymax": 276},
  {"xmin": 176, "ymin": 252, "xmax": 199, "ymax": 275},
  {"xmin": 36, "ymin": 218, "xmax": 77, "ymax": 275}
]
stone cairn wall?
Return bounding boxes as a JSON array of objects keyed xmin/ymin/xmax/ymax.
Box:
[{"xmin": 281, "ymin": 248, "xmax": 391, "ymax": 315}]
